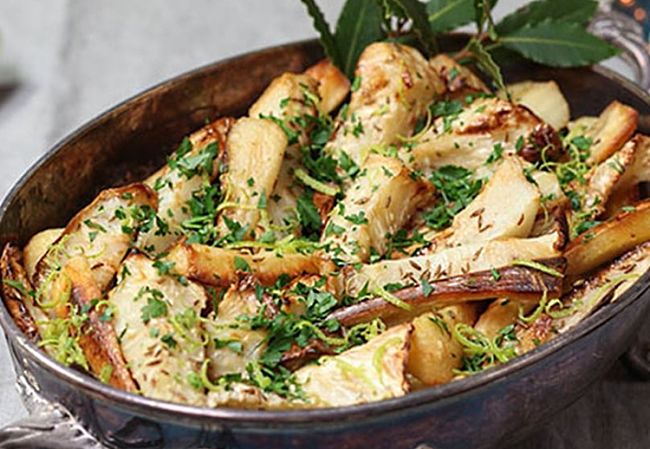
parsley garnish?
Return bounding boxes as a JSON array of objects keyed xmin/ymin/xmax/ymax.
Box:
[{"xmin": 423, "ymin": 165, "xmax": 483, "ymax": 230}]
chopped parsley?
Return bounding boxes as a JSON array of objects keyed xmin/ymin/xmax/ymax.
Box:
[{"xmin": 423, "ymin": 165, "xmax": 483, "ymax": 230}]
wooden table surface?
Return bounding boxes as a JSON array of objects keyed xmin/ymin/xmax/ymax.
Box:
[{"xmin": 0, "ymin": 1, "xmax": 647, "ymax": 448}]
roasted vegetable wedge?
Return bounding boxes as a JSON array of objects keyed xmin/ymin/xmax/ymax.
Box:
[
  {"xmin": 345, "ymin": 232, "xmax": 562, "ymax": 296},
  {"xmin": 294, "ymin": 324, "xmax": 413, "ymax": 407},
  {"xmin": 409, "ymin": 97, "xmax": 561, "ymax": 174},
  {"xmin": 1, "ymin": 244, "xmax": 44, "ymax": 342},
  {"xmin": 325, "ymin": 42, "xmax": 444, "ymax": 167},
  {"xmin": 33, "ymin": 183, "xmax": 157, "ymax": 293},
  {"xmin": 63, "ymin": 256, "xmax": 137, "ymax": 391},
  {"xmin": 565, "ymin": 199, "xmax": 650, "ymax": 278},
  {"xmin": 322, "ymin": 154, "xmax": 431, "ymax": 263},
  {"xmin": 583, "ymin": 101, "xmax": 638, "ymax": 165},
  {"xmin": 331, "ymin": 259, "xmax": 565, "ymax": 326},
  {"xmin": 505, "ymin": 81, "xmax": 570, "ymax": 130},
  {"xmin": 108, "ymin": 254, "xmax": 207, "ymax": 405}
]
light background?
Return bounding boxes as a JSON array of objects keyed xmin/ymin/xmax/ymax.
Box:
[{"xmin": 0, "ymin": 1, "xmax": 647, "ymax": 448}]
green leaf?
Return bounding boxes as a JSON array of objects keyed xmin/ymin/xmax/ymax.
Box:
[
  {"xmin": 335, "ymin": 0, "xmax": 385, "ymax": 78},
  {"xmin": 496, "ymin": 0, "xmax": 597, "ymax": 35},
  {"xmin": 390, "ymin": 0, "xmax": 437, "ymax": 55},
  {"xmin": 296, "ymin": 192, "xmax": 322, "ymax": 239},
  {"xmin": 467, "ymin": 38, "xmax": 507, "ymax": 93},
  {"xmin": 500, "ymin": 21, "xmax": 620, "ymax": 68},
  {"xmin": 234, "ymin": 256, "xmax": 251, "ymax": 273},
  {"xmin": 300, "ymin": 0, "xmax": 343, "ymax": 70},
  {"xmin": 426, "ymin": 0, "xmax": 474, "ymax": 33},
  {"xmin": 474, "ymin": 0, "xmax": 496, "ymax": 36}
]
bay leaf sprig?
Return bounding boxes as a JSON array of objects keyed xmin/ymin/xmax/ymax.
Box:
[{"xmin": 299, "ymin": 0, "xmax": 618, "ymax": 89}]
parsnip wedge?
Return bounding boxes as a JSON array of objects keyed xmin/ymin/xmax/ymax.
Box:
[
  {"xmin": 584, "ymin": 101, "xmax": 638, "ymax": 165},
  {"xmin": 610, "ymin": 135, "xmax": 650, "ymax": 194},
  {"xmin": 141, "ymin": 118, "xmax": 233, "ymax": 254},
  {"xmin": 407, "ymin": 303, "xmax": 478, "ymax": 385},
  {"xmin": 429, "ymin": 54, "xmax": 489, "ymax": 100},
  {"xmin": 426, "ymin": 157, "xmax": 539, "ymax": 251},
  {"xmin": 294, "ymin": 324, "xmax": 413, "ymax": 407},
  {"xmin": 565, "ymin": 199, "xmax": 650, "ymax": 278},
  {"xmin": 345, "ymin": 232, "xmax": 562, "ymax": 296},
  {"xmin": 506, "ymin": 81, "xmax": 570, "ymax": 130},
  {"xmin": 410, "ymin": 98, "xmax": 560, "ymax": 174},
  {"xmin": 322, "ymin": 154, "xmax": 432, "ymax": 263},
  {"xmin": 216, "ymin": 118, "xmax": 288, "ymax": 239},
  {"xmin": 63, "ymin": 256, "xmax": 137, "ymax": 392},
  {"xmin": 331, "ymin": 258, "xmax": 564, "ymax": 326},
  {"xmin": 325, "ymin": 42, "xmax": 444, "ymax": 167},
  {"xmin": 1, "ymin": 244, "xmax": 45, "ymax": 342},
  {"xmin": 34, "ymin": 183, "xmax": 157, "ymax": 294},
  {"xmin": 166, "ymin": 242, "xmax": 330, "ymax": 288},
  {"xmin": 304, "ymin": 59, "xmax": 351, "ymax": 114},
  {"xmin": 108, "ymin": 254, "xmax": 207, "ymax": 405}
]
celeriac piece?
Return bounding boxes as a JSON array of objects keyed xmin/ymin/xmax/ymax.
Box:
[
  {"xmin": 63, "ymin": 256, "xmax": 137, "ymax": 391},
  {"xmin": 331, "ymin": 258, "xmax": 564, "ymax": 326},
  {"xmin": 583, "ymin": 101, "xmax": 638, "ymax": 165},
  {"xmin": 325, "ymin": 42, "xmax": 444, "ymax": 167},
  {"xmin": 216, "ymin": 118, "xmax": 288, "ymax": 239},
  {"xmin": 345, "ymin": 231, "xmax": 563, "ymax": 296},
  {"xmin": 322, "ymin": 154, "xmax": 432, "ymax": 263},
  {"xmin": 204, "ymin": 287, "xmax": 267, "ymax": 379},
  {"xmin": 505, "ymin": 80, "xmax": 570, "ymax": 130},
  {"xmin": 407, "ymin": 303, "xmax": 478, "ymax": 385},
  {"xmin": 141, "ymin": 118, "xmax": 233, "ymax": 254},
  {"xmin": 565, "ymin": 199, "xmax": 650, "ymax": 278},
  {"xmin": 429, "ymin": 54, "xmax": 489, "ymax": 100},
  {"xmin": 410, "ymin": 98, "xmax": 560, "ymax": 175},
  {"xmin": 109, "ymin": 254, "xmax": 207, "ymax": 405},
  {"xmin": 34, "ymin": 183, "xmax": 157, "ymax": 295},
  {"xmin": 426, "ymin": 157, "xmax": 540, "ymax": 251},
  {"xmin": 294, "ymin": 324, "xmax": 413, "ymax": 407},
  {"xmin": 23, "ymin": 228, "xmax": 63, "ymax": 283},
  {"xmin": 166, "ymin": 242, "xmax": 330, "ymax": 287}
]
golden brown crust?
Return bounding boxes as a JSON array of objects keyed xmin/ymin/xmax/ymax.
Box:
[
  {"xmin": 63, "ymin": 257, "xmax": 138, "ymax": 392},
  {"xmin": 1, "ymin": 244, "xmax": 40, "ymax": 342},
  {"xmin": 34, "ymin": 182, "xmax": 158, "ymax": 293},
  {"xmin": 330, "ymin": 258, "xmax": 565, "ymax": 327},
  {"xmin": 565, "ymin": 198, "xmax": 650, "ymax": 279}
]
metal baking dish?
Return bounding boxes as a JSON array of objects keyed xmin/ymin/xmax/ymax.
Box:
[{"xmin": 0, "ymin": 10, "xmax": 649, "ymax": 449}]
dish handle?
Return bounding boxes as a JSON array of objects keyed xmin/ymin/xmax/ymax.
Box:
[
  {"xmin": 590, "ymin": 7, "xmax": 650, "ymax": 92},
  {"xmin": 0, "ymin": 374, "xmax": 104, "ymax": 449}
]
